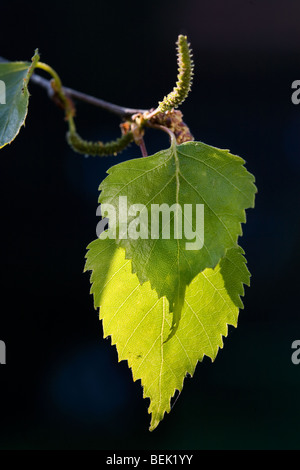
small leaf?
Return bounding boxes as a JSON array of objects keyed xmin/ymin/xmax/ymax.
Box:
[
  {"xmin": 98, "ymin": 140, "xmax": 256, "ymax": 311},
  {"xmin": 0, "ymin": 50, "xmax": 39, "ymax": 148},
  {"xmin": 85, "ymin": 238, "xmax": 250, "ymax": 431}
]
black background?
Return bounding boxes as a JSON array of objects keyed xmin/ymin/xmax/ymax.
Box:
[{"xmin": 0, "ymin": 0, "xmax": 299, "ymax": 450}]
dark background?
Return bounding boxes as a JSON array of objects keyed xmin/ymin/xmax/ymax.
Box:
[{"xmin": 0, "ymin": 0, "xmax": 299, "ymax": 450}]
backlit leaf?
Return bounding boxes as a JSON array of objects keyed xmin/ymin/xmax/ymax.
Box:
[
  {"xmin": 85, "ymin": 238, "xmax": 250, "ymax": 430},
  {"xmin": 98, "ymin": 140, "xmax": 256, "ymax": 314}
]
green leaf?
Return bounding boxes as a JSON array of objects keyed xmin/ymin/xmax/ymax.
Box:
[
  {"xmin": 98, "ymin": 140, "xmax": 256, "ymax": 312},
  {"xmin": 0, "ymin": 50, "xmax": 39, "ymax": 148},
  {"xmin": 85, "ymin": 238, "xmax": 250, "ymax": 431}
]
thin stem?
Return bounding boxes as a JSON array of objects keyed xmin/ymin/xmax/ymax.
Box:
[
  {"xmin": 61, "ymin": 87, "xmax": 148, "ymax": 118},
  {"xmin": 147, "ymin": 123, "xmax": 177, "ymax": 147},
  {"xmin": 139, "ymin": 137, "xmax": 148, "ymax": 157},
  {"xmin": 35, "ymin": 62, "xmax": 63, "ymax": 89},
  {"xmin": 35, "ymin": 61, "xmax": 74, "ymax": 126},
  {"xmin": 32, "ymin": 69, "xmax": 147, "ymax": 118}
]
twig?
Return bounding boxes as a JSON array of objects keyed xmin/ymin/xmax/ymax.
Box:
[
  {"xmin": 32, "ymin": 74, "xmax": 148, "ymax": 118},
  {"xmin": 138, "ymin": 137, "xmax": 148, "ymax": 157}
]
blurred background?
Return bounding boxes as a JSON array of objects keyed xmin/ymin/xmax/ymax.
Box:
[{"xmin": 0, "ymin": 0, "xmax": 299, "ymax": 450}]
